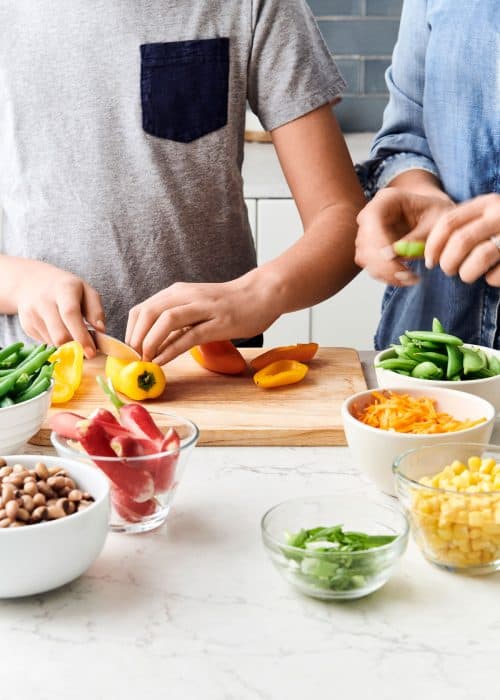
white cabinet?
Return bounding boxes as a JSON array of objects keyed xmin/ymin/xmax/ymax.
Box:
[
  {"xmin": 256, "ymin": 200, "xmax": 310, "ymax": 346},
  {"xmin": 251, "ymin": 197, "xmax": 383, "ymax": 349}
]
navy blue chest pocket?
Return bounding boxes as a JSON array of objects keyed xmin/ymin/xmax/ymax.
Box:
[{"xmin": 140, "ymin": 38, "xmax": 229, "ymax": 143}]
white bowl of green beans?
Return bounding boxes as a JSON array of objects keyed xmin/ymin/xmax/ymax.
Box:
[
  {"xmin": 374, "ymin": 320, "xmax": 500, "ymax": 413},
  {"xmin": 0, "ymin": 342, "xmax": 55, "ymax": 453}
]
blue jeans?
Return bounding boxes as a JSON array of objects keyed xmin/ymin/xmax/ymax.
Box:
[{"xmin": 375, "ymin": 260, "xmax": 500, "ymax": 350}]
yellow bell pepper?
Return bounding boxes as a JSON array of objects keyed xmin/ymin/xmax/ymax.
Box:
[
  {"xmin": 49, "ymin": 341, "xmax": 84, "ymax": 404},
  {"xmin": 253, "ymin": 359, "xmax": 308, "ymax": 389},
  {"xmin": 105, "ymin": 356, "xmax": 166, "ymax": 401}
]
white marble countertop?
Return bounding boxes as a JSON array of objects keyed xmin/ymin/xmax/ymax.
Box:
[
  {"xmin": 242, "ymin": 133, "xmax": 374, "ymax": 199},
  {"xmin": 2, "ymin": 355, "xmax": 499, "ymax": 700}
]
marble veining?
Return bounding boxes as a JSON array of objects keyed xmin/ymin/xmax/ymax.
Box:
[{"xmin": 2, "ymin": 437, "xmax": 500, "ymax": 700}]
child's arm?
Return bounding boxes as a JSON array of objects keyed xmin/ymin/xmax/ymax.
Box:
[
  {"xmin": 126, "ymin": 105, "xmax": 365, "ymax": 364},
  {"xmin": 0, "ymin": 255, "xmax": 104, "ymax": 356}
]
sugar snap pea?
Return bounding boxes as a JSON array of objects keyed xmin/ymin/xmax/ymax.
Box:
[
  {"xmin": 461, "ymin": 347, "xmax": 486, "ymax": 375},
  {"xmin": 377, "ymin": 358, "xmax": 418, "ymax": 371},
  {"xmin": 413, "ymin": 351, "xmax": 448, "ymax": 366},
  {"xmin": 405, "ymin": 330, "xmax": 463, "ymax": 346},
  {"xmin": 411, "ymin": 361, "xmax": 444, "ymax": 379},
  {"xmin": 446, "ymin": 344, "xmax": 463, "ymax": 379},
  {"xmin": 379, "ymin": 317, "xmax": 500, "ymax": 382},
  {"xmin": 488, "ymin": 355, "xmax": 500, "ymax": 374},
  {"xmin": 393, "ymin": 240, "xmax": 426, "ymax": 258},
  {"xmin": 432, "ymin": 318, "xmax": 446, "ymax": 334}
]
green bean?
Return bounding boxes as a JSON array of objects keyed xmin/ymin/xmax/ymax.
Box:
[
  {"xmin": 14, "ymin": 376, "xmax": 51, "ymax": 404},
  {"xmin": 411, "ymin": 361, "xmax": 444, "ymax": 379},
  {"xmin": 0, "ymin": 342, "xmax": 24, "ymax": 364},
  {"xmin": 0, "ymin": 396, "xmax": 14, "ymax": 408},
  {"xmin": 0, "ymin": 346, "xmax": 55, "ymax": 399},
  {"xmin": 12, "ymin": 372, "xmax": 32, "ymax": 396},
  {"xmin": 405, "ymin": 330, "xmax": 463, "ymax": 346},
  {"xmin": 446, "ymin": 344, "xmax": 463, "ymax": 379}
]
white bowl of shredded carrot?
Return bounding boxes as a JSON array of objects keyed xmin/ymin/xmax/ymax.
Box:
[{"xmin": 342, "ymin": 387, "xmax": 495, "ymax": 495}]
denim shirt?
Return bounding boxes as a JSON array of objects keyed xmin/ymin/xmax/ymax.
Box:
[{"xmin": 357, "ymin": 0, "xmax": 500, "ymax": 350}]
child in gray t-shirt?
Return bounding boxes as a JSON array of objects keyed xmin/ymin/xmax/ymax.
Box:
[{"xmin": 0, "ymin": 0, "xmax": 365, "ymax": 361}]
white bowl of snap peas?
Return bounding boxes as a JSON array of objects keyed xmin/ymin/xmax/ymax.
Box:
[
  {"xmin": 375, "ymin": 321, "xmax": 500, "ymax": 413},
  {"xmin": 0, "ymin": 342, "xmax": 55, "ymax": 453}
]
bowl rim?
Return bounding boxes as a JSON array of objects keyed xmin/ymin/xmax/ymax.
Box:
[
  {"xmin": 341, "ymin": 386, "xmax": 496, "ymax": 438},
  {"xmin": 374, "ymin": 344, "xmax": 500, "ymax": 386},
  {"xmin": 50, "ymin": 409, "xmax": 200, "ymax": 461},
  {"xmin": 260, "ymin": 494, "xmax": 409, "ymax": 556},
  {"xmin": 393, "ymin": 441, "xmax": 500, "ymax": 496},
  {"xmin": 0, "ymin": 453, "xmax": 109, "ymax": 534},
  {"xmin": 0, "ymin": 379, "xmax": 54, "ymax": 412}
]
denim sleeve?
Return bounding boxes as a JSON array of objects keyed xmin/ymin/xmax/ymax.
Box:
[{"xmin": 358, "ymin": 0, "xmax": 440, "ymax": 197}]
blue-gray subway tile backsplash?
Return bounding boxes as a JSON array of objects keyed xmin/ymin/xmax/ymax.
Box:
[
  {"xmin": 334, "ymin": 95, "xmax": 389, "ymax": 133},
  {"xmin": 335, "ymin": 59, "xmax": 363, "ymax": 93},
  {"xmin": 318, "ymin": 18, "xmax": 400, "ymax": 56},
  {"xmin": 365, "ymin": 0, "xmax": 403, "ymax": 16},
  {"xmin": 310, "ymin": 1, "xmax": 402, "ymax": 131},
  {"xmin": 364, "ymin": 59, "xmax": 391, "ymax": 93},
  {"xmin": 307, "ymin": 0, "xmax": 363, "ymax": 15}
]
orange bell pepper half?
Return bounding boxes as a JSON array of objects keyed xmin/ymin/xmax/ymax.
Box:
[
  {"xmin": 253, "ymin": 360, "xmax": 308, "ymax": 389},
  {"xmin": 190, "ymin": 341, "xmax": 247, "ymax": 375},
  {"xmin": 250, "ymin": 343, "xmax": 318, "ymax": 372}
]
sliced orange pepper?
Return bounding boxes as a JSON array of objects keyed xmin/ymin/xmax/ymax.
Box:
[
  {"xmin": 253, "ymin": 360, "xmax": 308, "ymax": 389},
  {"xmin": 190, "ymin": 341, "xmax": 247, "ymax": 375},
  {"xmin": 250, "ymin": 343, "xmax": 318, "ymax": 372}
]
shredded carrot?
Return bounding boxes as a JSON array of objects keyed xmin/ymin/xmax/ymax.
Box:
[{"xmin": 353, "ymin": 390, "xmax": 486, "ymax": 434}]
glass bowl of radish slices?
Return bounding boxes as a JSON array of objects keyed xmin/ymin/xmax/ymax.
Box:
[{"xmin": 49, "ymin": 406, "xmax": 199, "ymax": 533}]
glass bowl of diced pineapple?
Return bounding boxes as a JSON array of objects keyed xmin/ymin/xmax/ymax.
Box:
[{"xmin": 394, "ymin": 443, "xmax": 500, "ymax": 574}]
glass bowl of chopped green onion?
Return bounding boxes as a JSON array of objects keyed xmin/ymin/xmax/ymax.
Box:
[{"xmin": 261, "ymin": 495, "xmax": 409, "ymax": 600}]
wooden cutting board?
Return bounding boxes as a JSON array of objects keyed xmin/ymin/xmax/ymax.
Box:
[{"xmin": 31, "ymin": 347, "xmax": 366, "ymax": 447}]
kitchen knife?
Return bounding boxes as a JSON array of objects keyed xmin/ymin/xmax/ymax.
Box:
[{"xmin": 87, "ymin": 326, "xmax": 141, "ymax": 362}]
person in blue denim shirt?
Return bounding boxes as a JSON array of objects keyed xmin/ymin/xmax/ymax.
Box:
[{"xmin": 355, "ymin": 0, "xmax": 499, "ymax": 350}]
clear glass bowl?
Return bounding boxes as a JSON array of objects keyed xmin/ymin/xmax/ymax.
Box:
[
  {"xmin": 261, "ymin": 494, "xmax": 408, "ymax": 600},
  {"xmin": 51, "ymin": 411, "xmax": 199, "ymax": 533},
  {"xmin": 394, "ymin": 443, "xmax": 500, "ymax": 575}
]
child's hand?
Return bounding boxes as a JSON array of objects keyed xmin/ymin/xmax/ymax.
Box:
[
  {"xmin": 125, "ymin": 274, "xmax": 281, "ymax": 364},
  {"xmin": 15, "ymin": 260, "xmax": 105, "ymax": 357},
  {"xmin": 425, "ymin": 194, "xmax": 500, "ymax": 286},
  {"xmin": 355, "ymin": 189, "xmax": 454, "ymax": 286}
]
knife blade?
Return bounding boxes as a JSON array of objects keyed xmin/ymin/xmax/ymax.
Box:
[{"xmin": 87, "ymin": 326, "xmax": 141, "ymax": 362}]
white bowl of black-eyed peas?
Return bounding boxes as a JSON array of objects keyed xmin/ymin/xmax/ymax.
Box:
[{"xmin": 0, "ymin": 454, "xmax": 109, "ymax": 597}]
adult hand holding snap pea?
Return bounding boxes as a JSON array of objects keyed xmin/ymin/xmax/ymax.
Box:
[
  {"xmin": 355, "ymin": 189, "xmax": 454, "ymax": 286},
  {"xmin": 425, "ymin": 194, "xmax": 500, "ymax": 286},
  {"xmin": 5, "ymin": 258, "xmax": 105, "ymax": 357}
]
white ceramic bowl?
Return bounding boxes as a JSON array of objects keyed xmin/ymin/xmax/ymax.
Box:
[
  {"xmin": 0, "ymin": 381, "xmax": 53, "ymax": 453},
  {"xmin": 375, "ymin": 345, "xmax": 500, "ymax": 412},
  {"xmin": 0, "ymin": 454, "xmax": 109, "ymax": 597},
  {"xmin": 342, "ymin": 387, "xmax": 496, "ymax": 496}
]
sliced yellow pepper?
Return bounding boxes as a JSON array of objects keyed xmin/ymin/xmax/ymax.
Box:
[
  {"xmin": 105, "ymin": 356, "xmax": 166, "ymax": 401},
  {"xmin": 49, "ymin": 341, "xmax": 84, "ymax": 404},
  {"xmin": 253, "ymin": 359, "xmax": 308, "ymax": 389}
]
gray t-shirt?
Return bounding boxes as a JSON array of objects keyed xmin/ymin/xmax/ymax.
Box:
[{"xmin": 0, "ymin": 0, "xmax": 345, "ymax": 342}]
